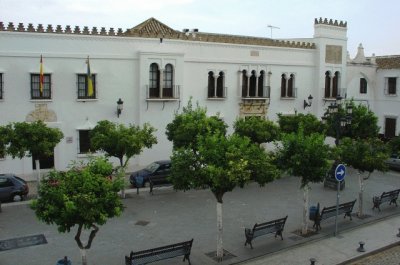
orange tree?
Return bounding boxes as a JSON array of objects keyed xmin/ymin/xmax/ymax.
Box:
[
  {"xmin": 31, "ymin": 157, "xmax": 124, "ymax": 265},
  {"xmin": 166, "ymin": 101, "xmax": 279, "ymax": 261},
  {"xmin": 276, "ymin": 126, "xmax": 331, "ymax": 234}
]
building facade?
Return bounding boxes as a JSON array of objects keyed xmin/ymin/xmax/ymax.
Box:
[{"xmin": 0, "ymin": 17, "xmax": 398, "ymax": 179}]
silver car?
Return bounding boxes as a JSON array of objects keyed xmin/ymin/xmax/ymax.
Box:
[{"xmin": 386, "ymin": 154, "xmax": 400, "ymax": 171}]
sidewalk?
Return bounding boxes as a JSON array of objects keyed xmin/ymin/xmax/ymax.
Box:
[
  {"xmin": 1, "ymin": 169, "xmax": 399, "ymax": 265},
  {"xmin": 236, "ymin": 214, "xmax": 400, "ymax": 265}
]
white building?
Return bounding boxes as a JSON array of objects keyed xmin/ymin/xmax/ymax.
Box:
[{"xmin": 0, "ymin": 17, "xmax": 398, "ymax": 179}]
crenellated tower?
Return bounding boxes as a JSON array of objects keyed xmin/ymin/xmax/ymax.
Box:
[{"xmin": 312, "ymin": 18, "xmax": 348, "ymax": 117}]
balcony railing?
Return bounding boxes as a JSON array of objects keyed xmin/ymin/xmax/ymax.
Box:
[
  {"xmin": 146, "ymin": 85, "xmax": 180, "ymax": 100},
  {"xmin": 241, "ymin": 85, "xmax": 270, "ymax": 99},
  {"xmin": 207, "ymin": 86, "xmax": 227, "ymax": 99},
  {"xmin": 280, "ymin": 87, "xmax": 297, "ymax": 99}
]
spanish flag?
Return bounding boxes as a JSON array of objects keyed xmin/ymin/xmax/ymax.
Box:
[
  {"xmin": 39, "ymin": 55, "xmax": 44, "ymax": 95},
  {"xmin": 86, "ymin": 56, "xmax": 94, "ymax": 97}
]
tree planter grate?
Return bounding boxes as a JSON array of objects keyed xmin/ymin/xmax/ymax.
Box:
[
  {"xmin": 135, "ymin": 220, "xmax": 150, "ymax": 226},
  {"xmin": 0, "ymin": 234, "xmax": 47, "ymax": 251},
  {"xmin": 205, "ymin": 249, "xmax": 236, "ymax": 262}
]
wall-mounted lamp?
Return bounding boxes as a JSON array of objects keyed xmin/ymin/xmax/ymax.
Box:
[
  {"xmin": 117, "ymin": 98, "xmax": 124, "ymax": 118},
  {"xmin": 303, "ymin": 94, "xmax": 313, "ymax": 109}
]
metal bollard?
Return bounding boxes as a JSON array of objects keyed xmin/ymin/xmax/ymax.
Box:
[
  {"xmin": 310, "ymin": 258, "xmax": 317, "ymax": 264},
  {"xmin": 357, "ymin": 241, "xmax": 365, "ymax": 252}
]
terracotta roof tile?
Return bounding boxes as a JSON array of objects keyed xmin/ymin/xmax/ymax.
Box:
[
  {"xmin": 128, "ymin": 17, "xmax": 178, "ymax": 35},
  {"xmin": 376, "ymin": 56, "xmax": 400, "ymax": 69}
]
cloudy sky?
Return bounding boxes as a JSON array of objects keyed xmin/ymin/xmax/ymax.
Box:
[{"xmin": 1, "ymin": 0, "xmax": 399, "ymax": 56}]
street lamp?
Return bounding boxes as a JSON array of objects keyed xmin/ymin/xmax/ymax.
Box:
[
  {"xmin": 117, "ymin": 98, "xmax": 124, "ymax": 118},
  {"xmin": 303, "ymin": 94, "xmax": 313, "ymax": 109},
  {"xmin": 322, "ymin": 95, "xmax": 352, "ymax": 145}
]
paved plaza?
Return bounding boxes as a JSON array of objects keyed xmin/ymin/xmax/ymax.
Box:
[{"xmin": 1, "ymin": 168, "xmax": 400, "ymax": 265}]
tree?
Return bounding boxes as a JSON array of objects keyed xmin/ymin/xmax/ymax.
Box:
[
  {"xmin": 277, "ymin": 113, "xmax": 325, "ymax": 135},
  {"xmin": 6, "ymin": 121, "xmax": 63, "ymax": 188},
  {"xmin": 387, "ymin": 136, "xmax": 400, "ymax": 155},
  {"xmin": 276, "ymin": 127, "xmax": 331, "ymax": 234},
  {"xmin": 90, "ymin": 120, "xmax": 157, "ymax": 168},
  {"xmin": 165, "ymin": 99, "xmax": 227, "ymax": 150},
  {"xmin": 31, "ymin": 157, "xmax": 124, "ymax": 265},
  {"xmin": 0, "ymin": 125, "xmax": 12, "ymax": 158},
  {"xmin": 90, "ymin": 120, "xmax": 157, "ymax": 198},
  {"xmin": 170, "ymin": 133, "xmax": 279, "ymax": 261},
  {"xmin": 338, "ymin": 137, "xmax": 389, "ymax": 217},
  {"xmin": 166, "ymin": 101, "xmax": 279, "ymax": 261},
  {"xmin": 233, "ymin": 116, "xmax": 280, "ymax": 144}
]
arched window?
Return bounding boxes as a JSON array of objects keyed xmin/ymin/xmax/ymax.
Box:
[
  {"xmin": 163, "ymin": 64, "xmax": 174, "ymax": 97},
  {"xmin": 249, "ymin": 70, "xmax": 257, "ymax": 97},
  {"xmin": 258, "ymin": 71, "xmax": 265, "ymax": 97},
  {"xmin": 242, "ymin": 70, "xmax": 248, "ymax": 97},
  {"xmin": 324, "ymin": 71, "xmax": 331, "ymax": 98},
  {"xmin": 288, "ymin": 74, "xmax": 295, "ymax": 97},
  {"xmin": 216, "ymin": 72, "xmax": 224, "ymax": 98},
  {"xmin": 360, "ymin": 78, "xmax": 367, "ymax": 94},
  {"xmin": 208, "ymin": 71, "xmax": 215, "ymax": 97},
  {"xmin": 149, "ymin": 63, "xmax": 160, "ymax": 98},
  {"xmin": 332, "ymin": 71, "xmax": 340, "ymax": 97},
  {"xmin": 281, "ymin": 74, "xmax": 287, "ymax": 97}
]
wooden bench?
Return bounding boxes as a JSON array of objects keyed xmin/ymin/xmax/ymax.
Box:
[
  {"xmin": 313, "ymin": 199, "xmax": 356, "ymax": 231},
  {"xmin": 372, "ymin": 189, "xmax": 400, "ymax": 211},
  {"xmin": 244, "ymin": 215, "xmax": 288, "ymax": 249},
  {"xmin": 125, "ymin": 239, "xmax": 193, "ymax": 265}
]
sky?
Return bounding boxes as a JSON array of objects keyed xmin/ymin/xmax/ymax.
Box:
[{"xmin": 1, "ymin": 0, "xmax": 399, "ymax": 57}]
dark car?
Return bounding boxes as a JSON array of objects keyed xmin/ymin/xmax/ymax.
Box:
[
  {"xmin": 385, "ymin": 154, "xmax": 400, "ymax": 171},
  {"xmin": 0, "ymin": 174, "xmax": 29, "ymax": 202},
  {"xmin": 129, "ymin": 160, "xmax": 171, "ymax": 188}
]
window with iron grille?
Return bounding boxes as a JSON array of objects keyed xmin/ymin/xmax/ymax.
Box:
[
  {"xmin": 324, "ymin": 71, "xmax": 340, "ymax": 98},
  {"xmin": 78, "ymin": 130, "xmax": 91, "ymax": 153},
  {"xmin": 360, "ymin": 78, "xmax": 367, "ymax": 94},
  {"xmin": 163, "ymin": 64, "xmax": 173, "ymax": 97},
  {"xmin": 31, "ymin": 74, "xmax": 51, "ymax": 99},
  {"xmin": 77, "ymin": 74, "xmax": 96, "ymax": 99},
  {"xmin": 388, "ymin": 77, "xmax": 397, "ymax": 95},
  {"xmin": 0, "ymin": 73, "xmax": 3, "ymax": 99},
  {"xmin": 241, "ymin": 70, "xmax": 248, "ymax": 97},
  {"xmin": 208, "ymin": 71, "xmax": 225, "ymax": 98},
  {"xmin": 149, "ymin": 63, "xmax": 160, "ymax": 98}
]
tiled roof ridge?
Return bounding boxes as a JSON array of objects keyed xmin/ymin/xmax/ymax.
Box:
[
  {"xmin": 0, "ymin": 19, "xmax": 316, "ymax": 49},
  {"xmin": 128, "ymin": 17, "xmax": 178, "ymax": 35}
]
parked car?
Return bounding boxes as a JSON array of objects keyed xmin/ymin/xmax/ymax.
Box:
[
  {"xmin": 385, "ymin": 154, "xmax": 400, "ymax": 171},
  {"xmin": 0, "ymin": 174, "xmax": 29, "ymax": 202},
  {"xmin": 130, "ymin": 160, "xmax": 172, "ymax": 188}
]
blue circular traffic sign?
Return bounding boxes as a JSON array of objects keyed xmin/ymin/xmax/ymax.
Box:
[{"xmin": 335, "ymin": 164, "xmax": 346, "ymax": 181}]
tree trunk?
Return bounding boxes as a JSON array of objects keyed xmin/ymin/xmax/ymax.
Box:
[
  {"xmin": 358, "ymin": 172, "xmax": 364, "ymax": 217},
  {"xmin": 35, "ymin": 159, "xmax": 41, "ymax": 196},
  {"xmin": 119, "ymin": 158, "xmax": 125, "ymax": 199},
  {"xmin": 302, "ymin": 185, "xmax": 309, "ymax": 235},
  {"xmin": 216, "ymin": 201, "xmax": 223, "ymax": 261},
  {"xmin": 74, "ymin": 224, "xmax": 99, "ymax": 265},
  {"xmin": 80, "ymin": 248, "xmax": 87, "ymax": 265}
]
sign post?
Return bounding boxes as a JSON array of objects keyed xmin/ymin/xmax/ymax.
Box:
[{"xmin": 334, "ymin": 164, "xmax": 346, "ymax": 236}]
